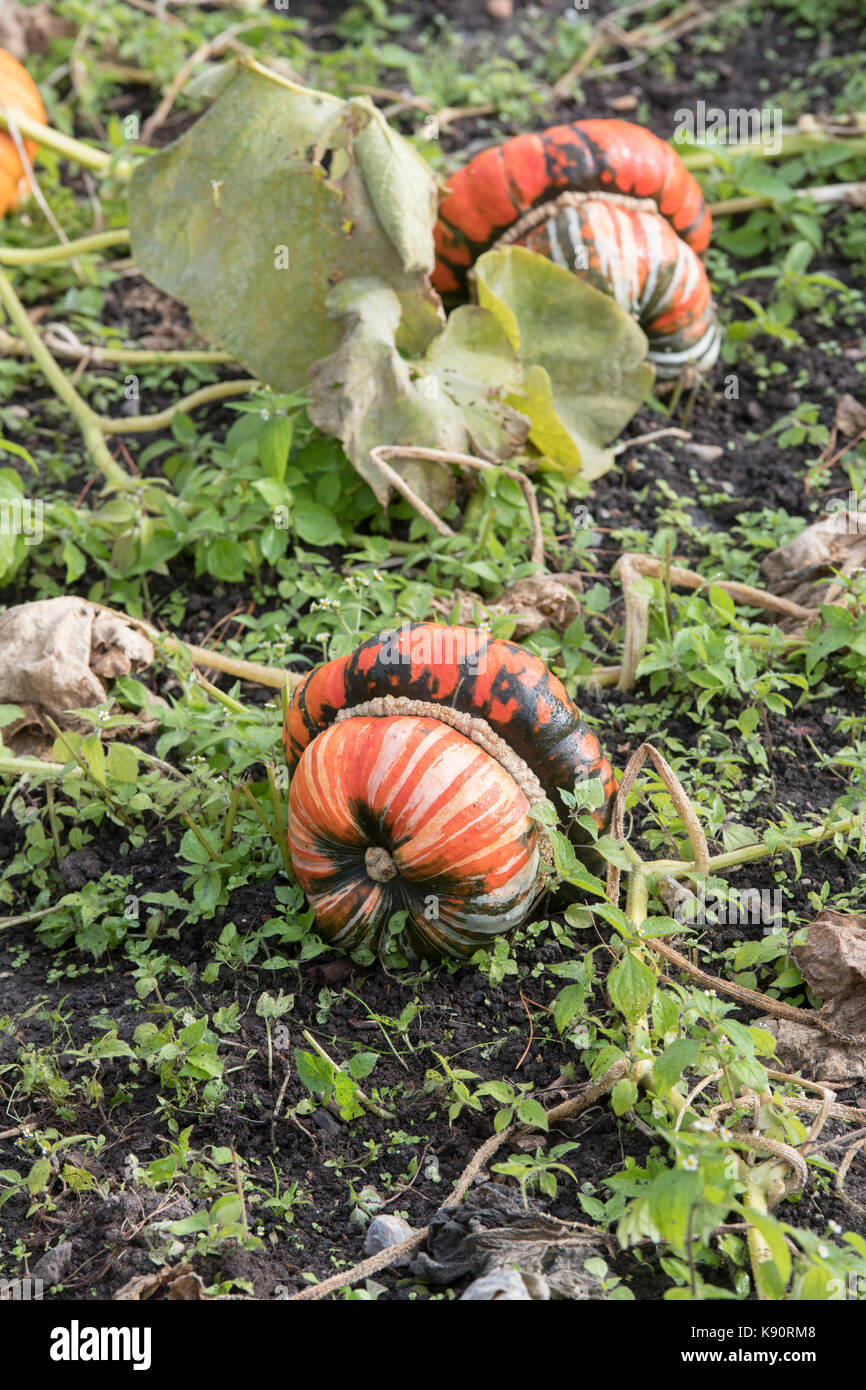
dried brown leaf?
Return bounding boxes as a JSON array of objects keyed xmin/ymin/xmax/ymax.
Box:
[
  {"xmin": 430, "ymin": 575, "xmax": 580, "ymax": 638},
  {"xmin": 0, "ymin": 598, "xmax": 153, "ymax": 756},
  {"xmin": 113, "ymin": 1262, "xmax": 196, "ymax": 1302},
  {"xmin": 759, "ymin": 509, "xmax": 866, "ymax": 623},
  {"xmin": 0, "ymin": 0, "xmax": 73, "ymax": 58},
  {"xmin": 835, "ymin": 393, "xmax": 866, "ymax": 438},
  {"xmin": 763, "ymin": 910, "xmax": 866, "ymax": 1079},
  {"xmin": 794, "ymin": 909, "xmax": 866, "ymax": 999}
]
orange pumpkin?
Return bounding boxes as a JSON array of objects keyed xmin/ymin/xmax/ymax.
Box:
[
  {"xmin": 285, "ymin": 624, "xmax": 617, "ymax": 959},
  {"xmin": 0, "ymin": 48, "xmax": 46, "ymax": 217}
]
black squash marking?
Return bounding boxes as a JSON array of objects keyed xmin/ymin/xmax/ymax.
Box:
[{"xmin": 289, "ymin": 624, "xmax": 614, "ymax": 815}]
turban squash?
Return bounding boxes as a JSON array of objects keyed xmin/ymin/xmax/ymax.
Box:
[
  {"xmin": 284, "ymin": 623, "xmax": 616, "ymax": 959},
  {"xmin": 0, "ymin": 49, "xmax": 45, "ymax": 218},
  {"xmin": 432, "ymin": 118, "xmax": 720, "ymax": 377}
]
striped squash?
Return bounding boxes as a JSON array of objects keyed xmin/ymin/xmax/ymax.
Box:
[
  {"xmin": 285, "ymin": 624, "xmax": 616, "ymax": 959},
  {"xmin": 433, "ymin": 119, "xmax": 711, "ymax": 293},
  {"xmin": 284, "ymin": 622, "xmax": 616, "ymax": 815},
  {"xmin": 432, "ymin": 118, "xmax": 720, "ymax": 375},
  {"xmin": 506, "ymin": 195, "xmax": 720, "ymax": 375},
  {"xmin": 288, "ymin": 714, "xmax": 540, "ymax": 958}
]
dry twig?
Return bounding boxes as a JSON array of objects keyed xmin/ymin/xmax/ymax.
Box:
[{"xmin": 368, "ymin": 445, "xmax": 545, "ymax": 564}]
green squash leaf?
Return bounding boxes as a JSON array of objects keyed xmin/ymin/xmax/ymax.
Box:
[
  {"xmin": 475, "ymin": 246, "xmax": 653, "ymax": 480},
  {"xmin": 129, "ymin": 63, "xmax": 440, "ymax": 393}
]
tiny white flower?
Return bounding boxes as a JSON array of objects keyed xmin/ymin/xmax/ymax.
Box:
[
  {"xmin": 818, "ymin": 1244, "xmax": 829, "ymax": 1258},
  {"xmin": 828, "ymin": 1220, "xmax": 842, "ymax": 1234},
  {"xmin": 681, "ymin": 1156, "xmax": 699, "ymax": 1171},
  {"xmin": 260, "ymin": 408, "xmax": 270, "ymax": 420},
  {"xmin": 719, "ymin": 1127, "xmax": 732, "ymax": 1142},
  {"xmin": 373, "ymin": 570, "xmax": 385, "ymax": 582},
  {"xmin": 316, "ymin": 633, "xmax": 329, "ymax": 643}
]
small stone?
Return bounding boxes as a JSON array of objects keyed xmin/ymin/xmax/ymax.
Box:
[
  {"xmin": 32, "ymin": 1241, "xmax": 75, "ymax": 1286},
  {"xmin": 364, "ymin": 1215, "xmax": 415, "ymax": 1267},
  {"xmin": 460, "ymin": 1267, "xmax": 548, "ymax": 1300},
  {"xmin": 684, "ymin": 443, "xmax": 724, "ymax": 463},
  {"xmin": 608, "ymin": 93, "xmax": 638, "ymax": 113},
  {"xmin": 311, "ymin": 1109, "xmax": 341, "ymax": 1137}
]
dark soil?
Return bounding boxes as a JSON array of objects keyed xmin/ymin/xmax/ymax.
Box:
[{"xmin": 1, "ymin": 0, "xmax": 865, "ymax": 1305}]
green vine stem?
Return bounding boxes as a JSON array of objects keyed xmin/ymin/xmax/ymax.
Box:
[
  {"xmin": 0, "ymin": 754, "xmax": 82, "ymax": 781},
  {"xmin": 678, "ymin": 132, "xmax": 866, "ymax": 171},
  {"xmin": 299, "ymin": 1028, "xmax": 394, "ymax": 1121},
  {"xmin": 0, "ymin": 325, "xmax": 234, "ymax": 366},
  {"xmin": 112, "ymin": 611, "xmax": 302, "ymax": 692},
  {"xmin": 180, "ymin": 812, "xmax": 220, "ymax": 862},
  {"xmin": 0, "ymin": 230, "xmax": 130, "ymax": 264},
  {"xmin": 0, "ymin": 109, "xmax": 116, "ymax": 172},
  {"xmin": 0, "ymin": 903, "xmax": 69, "ymax": 932},
  {"xmin": 642, "ymin": 809, "xmax": 863, "ymax": 884},
  {"xmin": 709, "ymin": 181, "xmax": 866, "ymax": 218},
  {"xmin": 266, "ymin": 762, "xmax": 291, "ymax": 877},
  {"xmin": 0, "ymin": 264, "xmax": 135, "ymax": 490},
  {"xmin": 96, "ymin": 379, "xmax": 260, "ymax": 435}
]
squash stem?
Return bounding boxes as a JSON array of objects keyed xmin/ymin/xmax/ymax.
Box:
[
  {"xmin": 0, "ymin": 265, "xmax": 135, "ymax": 491},
  {"xmin": 0, "ymin": 230, "xmax": 130, "ymax": 264}
]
